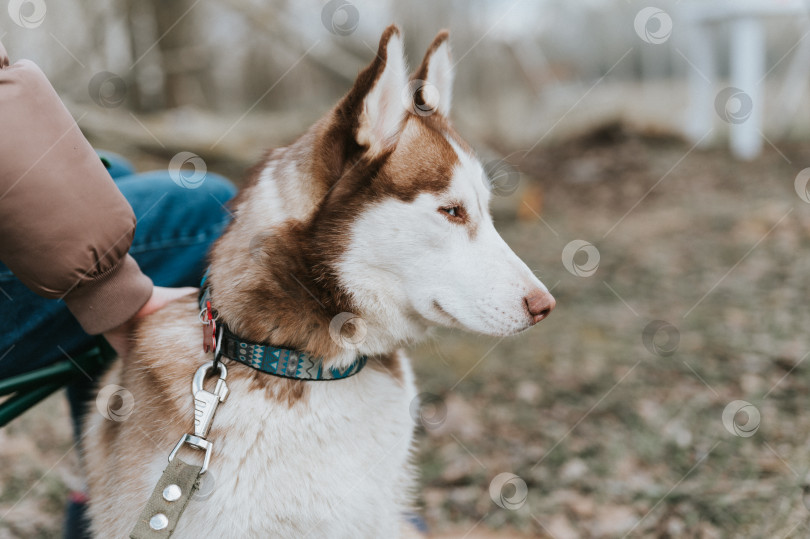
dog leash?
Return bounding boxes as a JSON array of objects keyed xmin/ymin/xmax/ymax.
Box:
[
  {"xmin": 131, "ymin": 269, "xmax": 368, "ymax": 537},
  {"xmin": 130, "ymin": 361, "xmax": 228, "ymax": 538}
]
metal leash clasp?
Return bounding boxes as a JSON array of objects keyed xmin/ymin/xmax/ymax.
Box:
[
  {"xmin": 192, "ymin": 361, "xmax": 228, "ymax": 438},
  {"xmin": 168, "ymin": 361, "xmax": 228, "ymax": 474}
]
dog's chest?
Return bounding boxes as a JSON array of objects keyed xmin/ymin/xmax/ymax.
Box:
[{"xmin": 169, "ymin": 361, "xmax": 418, "ymax": 538}]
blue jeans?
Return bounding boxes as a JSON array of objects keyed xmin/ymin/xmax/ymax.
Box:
[{"xmin": 0, "ymin": 151, "xmax": 236, "ymax": 434}]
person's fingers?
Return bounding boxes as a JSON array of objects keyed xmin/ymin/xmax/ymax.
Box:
[
  {"xmin": 104, "ymin": 287, "xmax": 196, "ymax": 358},
  {"xmin": 136, "ymin": 286, "xmax": 197, "ymax": 318}
]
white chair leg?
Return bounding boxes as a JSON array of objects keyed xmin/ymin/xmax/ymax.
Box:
[{"xmin": 729, "ymin": 17, "xmax": 765, "ymax": 160}]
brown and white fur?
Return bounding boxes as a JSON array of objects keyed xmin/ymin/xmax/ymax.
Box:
[{"xmin": 83, "ymin": 26, "xmax": 555, "ymax": 538}]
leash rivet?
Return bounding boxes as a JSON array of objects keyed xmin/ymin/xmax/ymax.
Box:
[
  {"xmin": 149, "ymin": 513, "xmax": 169, "ymax": 530},
  {"xmin": 162, "ymin": 484, "xmax": 182, "ymax": 502}
]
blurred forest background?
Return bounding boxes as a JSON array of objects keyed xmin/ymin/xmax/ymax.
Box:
[{"xmin": 4, "ymin": 0, "xmax": 810, "ymax": 537}]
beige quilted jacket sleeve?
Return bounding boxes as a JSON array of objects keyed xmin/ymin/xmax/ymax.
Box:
[{"xmin": 0, "ymin": 43, "xmax": 152, "ymax": 334}]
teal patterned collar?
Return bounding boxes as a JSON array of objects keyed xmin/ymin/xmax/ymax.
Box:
[{"xmin": 198, "ymin": 271, "xmax": 367, "ymax": 381}]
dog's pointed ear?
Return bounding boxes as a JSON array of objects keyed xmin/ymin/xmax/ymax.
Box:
[
  {"xmin": 412, "ymin": 30, "xmax": 454, "ymax": 116},
  {"xmin": 349, "ymin": 25, "xmax": 408, "ymax": 156}
]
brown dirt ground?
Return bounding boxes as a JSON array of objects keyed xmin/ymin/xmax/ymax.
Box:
[{"xmin": 3, "ymin": 123, "xmax": 810, "ymax": 538}]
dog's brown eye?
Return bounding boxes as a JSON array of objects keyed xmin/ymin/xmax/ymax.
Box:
[{"xmin": 439, "ymin": 205, "xmax": 464, "ymax": 221}]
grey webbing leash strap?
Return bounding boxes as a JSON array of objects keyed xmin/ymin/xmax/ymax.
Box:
[
  {"xmin": 130, "ymin": 361, "xmax": 228, "ymax": 538},
  {"xmin": 130, "ymin": 459, "xmax": 202, "ymax": 538}
]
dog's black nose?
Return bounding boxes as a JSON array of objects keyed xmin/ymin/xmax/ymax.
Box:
[{"xmin": 525, "ymin": 290, "xmax": 556, "ymax": 324}]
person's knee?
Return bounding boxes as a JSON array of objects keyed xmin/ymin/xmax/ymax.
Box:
[
  {"xmin": 203, "ymin": 173, "xmax": 238, "ymax": 206},
  {"xmin": 116, "ymin": 169, "xmax": 237, "ymax": 223}
]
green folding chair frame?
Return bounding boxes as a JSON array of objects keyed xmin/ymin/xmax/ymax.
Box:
[{"xmin": 0, "ymin": 338, "xmax": 116, "ymax": 427}]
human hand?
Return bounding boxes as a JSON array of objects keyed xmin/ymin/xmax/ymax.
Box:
[{"xmin": 102, "ymin": 285, "xmax": 197, "ymax": 358}]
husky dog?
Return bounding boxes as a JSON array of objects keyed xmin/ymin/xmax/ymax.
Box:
[{"xmin": 83, "ymin": 25, "xmax": 555, "ymax": 538}]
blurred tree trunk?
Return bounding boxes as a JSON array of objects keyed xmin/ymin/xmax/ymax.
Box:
[
  {"xmin": 153, "ymin": 0, "xmax": 210, "ymax": 109},
  {"xmin": 126, "ymin": 0, "xmax": 162, "ymax": 111}
]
